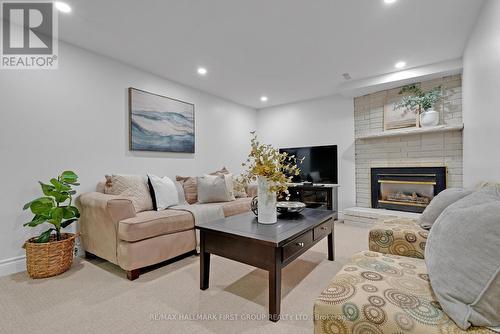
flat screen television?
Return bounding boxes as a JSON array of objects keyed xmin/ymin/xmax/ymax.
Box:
[{"xmin": 279, "ymin": 145, "xmax": 338, "ymax": 184}]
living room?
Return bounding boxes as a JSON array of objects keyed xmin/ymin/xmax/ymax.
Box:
[{"xmin": 0, "ymin": 0, "xmax": 499, "ymax": 333}]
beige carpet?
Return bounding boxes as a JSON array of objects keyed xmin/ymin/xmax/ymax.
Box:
[{"xmin": 0, "ymin": 222, "xmax": 370, "ymax": 334}]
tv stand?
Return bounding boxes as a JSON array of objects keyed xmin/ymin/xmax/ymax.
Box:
[{"xmin": 285, "ymin": 184, "xmax": 339, "ymax": 220}]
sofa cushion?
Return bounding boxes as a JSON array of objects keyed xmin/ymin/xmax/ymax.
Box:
[
  {"xmin": 313, "ymin": 251, "xmax": 493, "ymax": 334},
  {"xmin": 118, "ymin": 209, "xmax": 194, "ymax": 242},
  {"xmin": 425, "ymin": 189, "xmax": 500, "ymax": 330},
  {"xmin": 117, "ymin": 229, "xmax": 196, "ymax": 271},
  {"xmin": 418, "ymin": 188, "xmax": 472, "ymax": 230}
]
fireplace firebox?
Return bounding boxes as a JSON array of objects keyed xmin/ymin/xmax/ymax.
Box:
[{"xmin": 371, "ymin": 167, "xmax": 447, "ymax": 213}]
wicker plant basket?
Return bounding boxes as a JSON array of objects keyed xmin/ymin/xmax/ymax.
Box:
[{"xmin": 24, "ymin": 233, "xmax": 77, "ymax": 279}]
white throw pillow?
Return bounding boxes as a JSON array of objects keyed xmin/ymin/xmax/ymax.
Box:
[{"xmin": 147, "ymin": 174, "xmax": 179, "ymax": 210}]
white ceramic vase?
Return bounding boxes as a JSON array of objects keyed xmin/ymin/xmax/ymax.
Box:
[
  {"xmin": 420, "ymin": 110, "xmax": 439, "ymax": 127},
  {"xmin": 257, "ymin": 176, "xmax": 277, "ymax": 224}
]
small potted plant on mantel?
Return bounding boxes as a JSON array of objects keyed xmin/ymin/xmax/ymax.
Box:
[
  {"xmin": 395, "ymin": 84, "xmax": 443, "ymax": 127},
  {"xmin": 237, "ymin": 132, "xmax": 302, "ymax": 224},
  {"xmin": 22, "ymin": 171, "xmax": 80, "ymax": 278}
]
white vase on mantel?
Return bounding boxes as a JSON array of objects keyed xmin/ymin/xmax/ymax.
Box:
[
  {"xmin": 420, "ymin": 110, "xmax": 440, "ymax": 127},
  {"xmin": 257, "ymin": 176, "xmax": 277, "ymax": 224}
]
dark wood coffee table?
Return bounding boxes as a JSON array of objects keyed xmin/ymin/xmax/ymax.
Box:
[{"xmin": 196, "ymin": 208, "xmax": 335, "ymax": 322}]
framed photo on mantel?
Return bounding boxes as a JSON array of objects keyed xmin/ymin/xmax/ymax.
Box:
[
  {"xmin": 128, "ymin": 88, "xmax": 195, "ymax": 153},
  {"xmin": 383, "ymin": 96, "xmax": 417, "ymax": 130}
]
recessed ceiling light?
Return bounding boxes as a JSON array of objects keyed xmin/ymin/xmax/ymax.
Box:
[
  {"xmin": 55, "ymin": 1, "xmax": 71, "ymax": 13},
  {"xmin": 395, "ymin": 61, "xmax": 406, "ymax": 69},
  {"xmin": 197, "ymin": 67, "xmax": 207, "ymax": 75},
  {"xmin": 384, "ymin": 0, "xmax": 397, "ymax": 4},
  {"xmin": 260, "ymin": 96, "xmax": 268, "ymax": 102}
]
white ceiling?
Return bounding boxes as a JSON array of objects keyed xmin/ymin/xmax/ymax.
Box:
[{"xmin": 58, "ymin": 0, "xmax": 484, "ymax": 108}]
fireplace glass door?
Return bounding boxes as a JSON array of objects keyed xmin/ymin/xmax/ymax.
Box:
[
  {"xmin": 379, "ymin": 180, "xmax": 435, "ymax": 208},
  {"xmin": 371, "ymin": 167, "xmax": 446, "ymax": 213}
]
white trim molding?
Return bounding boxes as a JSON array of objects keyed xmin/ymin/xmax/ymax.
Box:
[
  {"xmin": 0, "ymin": 255, "xmax": 26, "ymax": 277},
  {"xmin": 339, "ymin": 58, "xmax": 463, "ymax": 98}
]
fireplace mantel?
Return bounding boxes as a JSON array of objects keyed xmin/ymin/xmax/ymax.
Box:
[{"xmin": 356, "ymin": 124, "xmax": 464, "ymax": 140}]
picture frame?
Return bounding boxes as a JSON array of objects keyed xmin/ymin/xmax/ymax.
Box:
[
  {"xmin": 128, "ymin": 88, "xmax": 195, "ymax": 153},
  {"xmin": 383, "ymin": 95, "xmax": 417, "ymax": 130}
]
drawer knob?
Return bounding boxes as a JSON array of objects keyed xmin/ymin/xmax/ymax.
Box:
[
  {"xmin": 321, "ymin": 226, "xmax": 328, "ymax": 230},
  {"xmin": 296, "ymin": 242, "xmax": 305, "ymax": 247}
]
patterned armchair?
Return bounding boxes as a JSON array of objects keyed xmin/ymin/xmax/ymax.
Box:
[
  {"xmin": 369, "ymin": 218, "xmax": 428, "ymax": 259},
  {"xmin": 313, "ymin": 251, "xmax": 494, "ymax": 334}
]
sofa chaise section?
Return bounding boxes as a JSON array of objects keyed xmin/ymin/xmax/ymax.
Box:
[{"xmin": 77, "ymin": 192, "xmax": 197, "ymax": 280}]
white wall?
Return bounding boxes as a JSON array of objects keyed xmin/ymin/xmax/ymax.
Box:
[
  {"xmin": 257, "ymin": 95, "xmax": 356, "ymax": 211},
  {"xmin": 0, "ymin": 42, "xmax": 257, "ymax": 275},
  {"xmin": 463, "ymin": 0, "xmax": 500, "ymax": 187}
]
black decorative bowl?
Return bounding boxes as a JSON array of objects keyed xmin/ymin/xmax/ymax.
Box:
[{"xmin": 276, "ymin": 201, "xmax": 306, "ymax": 214}]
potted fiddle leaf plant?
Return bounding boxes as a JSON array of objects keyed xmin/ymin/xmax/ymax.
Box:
[
  {"xmin": 395, "ymin": 84, "xmax": 443, "ymax": 127},
  {"xmin": 22, "ymin": 171, "xmax": 80, "ymax": 278},
  {"xmin": 237, "ymin": 132, "xmax": 302, "ymax": 224}
]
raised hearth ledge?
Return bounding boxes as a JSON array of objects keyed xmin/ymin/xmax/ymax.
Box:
[
  {"xmin": 342, "ymin": 207, "xmax": 421, "ymax": 226},
  {"xmin": 355, "ymin": 124, "xmax": 464, "ymax": 140}
]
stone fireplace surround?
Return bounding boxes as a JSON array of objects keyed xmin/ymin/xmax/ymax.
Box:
[{"xmin": 353, "ymin": 75, "xmax": 463, "ymax": 212}]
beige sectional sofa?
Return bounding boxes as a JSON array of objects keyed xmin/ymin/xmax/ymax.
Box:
[{"xmin": 76, "ymin": 181, "xmax": 253, "ymax": 280}]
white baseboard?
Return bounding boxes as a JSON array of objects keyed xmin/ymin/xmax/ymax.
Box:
[
  {"xmin": 0, "ymin": 255, "xmax": 26, "ymax": 277},
  {"xmin": 0, "ymin": 241, "xmax": 83, "ymax": 278}
]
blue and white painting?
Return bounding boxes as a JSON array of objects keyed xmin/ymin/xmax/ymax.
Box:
[{"xmin": 129, "ymin": 88, "xmax": 195, "ymax": 153}]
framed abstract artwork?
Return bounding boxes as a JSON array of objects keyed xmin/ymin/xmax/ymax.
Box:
[
  {"xmin": 383, "ymin": 96, "xmax": 418, "ymax": 130},
  {"xmin": 129, "ymin": 88, "xmax": 195, "ymax": 153}
]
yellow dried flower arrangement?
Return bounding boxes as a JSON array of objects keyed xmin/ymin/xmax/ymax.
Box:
[{"xmin": 237, "ymin": 131, "xmax": 303, "ymax": 199}]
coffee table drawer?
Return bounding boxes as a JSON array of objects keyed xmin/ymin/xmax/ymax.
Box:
[
  {"xmin": 313, "ymin": 219, "xmax": 332, "ymax": 241},
  {"xmin": 282, "ymin": 230, "xmax": 313, "ymax": 262}
]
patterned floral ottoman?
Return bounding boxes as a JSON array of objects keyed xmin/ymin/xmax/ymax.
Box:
[
  {"xmin": 369, "ymin": 218, "xmax": 428, "ymax": 259},
  {"xmin": 313, "ymin": 251, "xmax": 493, "ymax": 334}
]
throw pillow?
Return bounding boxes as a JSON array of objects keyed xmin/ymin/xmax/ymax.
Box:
[
  {"xmin": 104, "ymin": 174, "xmax": 153, "ymax": 212},
  {"xmin": 147, "ymin": 174, "xmax": 179, "ymax": 210},
  {"xmin": 209, "ymin": 166, "xmax": 230, "ymax": 175},
  {"xmin": 174, "ymin": 181, "xmax": 188, "ymax": 206},
  {"xmin": 418, "ymin": 188, "xmax": 472, "ymax": 229},
  {"xmin": 223, "ymin": 173, "xmax": 236, "ymax": 201},
  {"xmin": 197, "ymin": 174, "xmax": 233, "ymax": 203},
  {"xmin": 425, "ymin": 190, "xmax": 500, "ymax": 330},
  {"xmin": 477, "ymin": 183, "xmax": 500, "ymax": 197},
  {"xmin": 176, "ymin": 175, "xmax": 198, "ymax": 204},
  {"xmin": 210, "ymin": 167, "xmax": 245, "ymax": 198}
]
